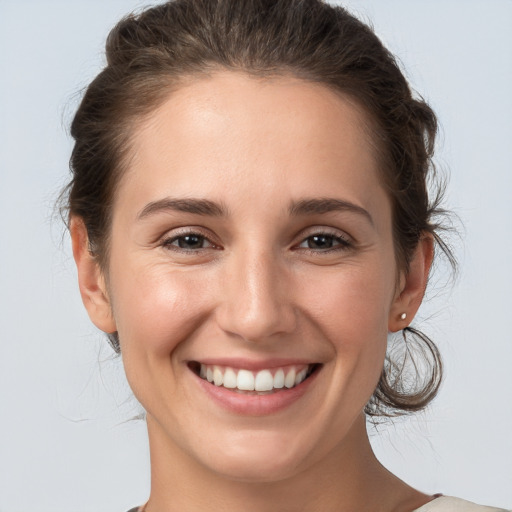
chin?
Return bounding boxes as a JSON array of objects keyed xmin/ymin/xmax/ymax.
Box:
[
  {"xmin": 209, "ymin": 454, "xmax": 305, "ymax": 484},
  {"xmin": 194, "ymin": 430, "xmax": 314, "ymax": 483}
]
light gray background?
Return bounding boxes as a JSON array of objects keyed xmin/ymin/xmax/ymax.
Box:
[{"xmin": 0, "ymin": 1, "xmax": 511, "ymax": 511}]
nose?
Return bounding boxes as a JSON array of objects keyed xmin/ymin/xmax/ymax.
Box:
[{"xmin": 215, "ymin": 247, "xmax": 297, "ymax": 343}]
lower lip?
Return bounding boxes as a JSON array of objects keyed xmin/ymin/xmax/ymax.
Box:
[{"xmin": 192, "ymin": 367, "xmax": 320, "ymax": 416}]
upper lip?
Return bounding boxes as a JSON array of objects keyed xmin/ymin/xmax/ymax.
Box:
[{"xmin": 188, "ymin": 358, "xmax": 318, "ymax": 371}]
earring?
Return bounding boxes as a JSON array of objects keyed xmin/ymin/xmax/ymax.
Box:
[{"xmin": 400, "ymin": 313, "xmax": 407, "ymax": 320}]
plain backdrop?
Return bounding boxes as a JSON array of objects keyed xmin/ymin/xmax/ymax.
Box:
[{"xmin": 0, "ymin": 1, "xmax": 511, "ymax": 511}]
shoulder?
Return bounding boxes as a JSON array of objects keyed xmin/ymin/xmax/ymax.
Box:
[{"xmin": 414, "ymin": 496, "xmax": 511, "ymax": 512}]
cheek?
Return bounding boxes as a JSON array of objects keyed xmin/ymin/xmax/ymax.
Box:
[
  {"xmin": 298, "ymin": 262, "xmax": 395, "ymax": 343},
  {"xmin": 110, "ymin": 261, "xmax": 214, "ymax": 356},
  {"xmin": 296, "ymin": 260, "xmax": 394, "ymax": 399}
]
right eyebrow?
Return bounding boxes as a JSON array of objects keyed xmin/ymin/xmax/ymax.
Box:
[{"xmin": 136, "ymin": 197, "xmax": 228, "ymax": 220}]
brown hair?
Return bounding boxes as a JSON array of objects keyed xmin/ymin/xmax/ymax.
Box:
[{"xmin": 63, "ymin": 0, "xmax": 455, "ymax": 418}]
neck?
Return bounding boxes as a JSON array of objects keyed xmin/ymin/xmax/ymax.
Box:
[{"xmin": 143, "ymin": 414, "xmax": 431, "ymax": 512}]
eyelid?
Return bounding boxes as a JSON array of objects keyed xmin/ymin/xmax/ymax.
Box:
[
  {"xmin": 293, "ymin": 227, "xmax": 354, "ymax": 253},
  {"xmin": 296, "ymin": 226, "xmax": 353, "ymax": 243},
  {"xmin": 160, "ymin": 226, "xmax": 221, "ymax": 251}
]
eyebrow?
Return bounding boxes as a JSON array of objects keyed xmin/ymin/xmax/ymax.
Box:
[
  {"xmin": 136, "ymin": 196, "xmax": 373, "ymax": 225},
  {"xmin": 137, "ymin": 198, "xmax": 228, "ymax": 220},
  {"xmin": 288, "ymin": 198, "xmax": 374, "ymax": 226}
]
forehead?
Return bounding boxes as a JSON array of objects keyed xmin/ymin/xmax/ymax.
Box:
[{"xmin": 119, "ymin": 71, "xmax": 386, "ymax": 219}]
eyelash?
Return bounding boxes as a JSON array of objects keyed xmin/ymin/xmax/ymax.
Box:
[
  {"xmin": 296, "ymin": 231, "xmax": 352, "ymax": 254},
  {"xmin": 160, "ymin": 229, "xmax": 353, "ymax": 255},
  {"xmin": 161, "ymin": 230, "xmax": 217, "ymax": 253}
]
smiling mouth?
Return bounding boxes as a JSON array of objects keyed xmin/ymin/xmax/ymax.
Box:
[{"xmin": 188, "ymin": 362, "xmax": 320, "ymax": 395}]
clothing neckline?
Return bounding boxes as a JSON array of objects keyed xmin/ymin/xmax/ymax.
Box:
[
  {"xmin": 132, "ymin": 494, "xmax": 445, "ymax": 512},
  {"xmin": 413, "ymin": 495, "xmax": 451, "ymax": 511}
]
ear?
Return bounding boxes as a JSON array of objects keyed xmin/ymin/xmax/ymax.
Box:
[
  {"xmin": 70, "ymin": 217, "xmax": 117, "ymax": 334},
  {"xmin": 388, "ymin": 233, "xmax": 434, "ymax": 332}
]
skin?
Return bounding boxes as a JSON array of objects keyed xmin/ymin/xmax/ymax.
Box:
[{"xmin": 72, "ymin": 71, "xmax": 435, "ymax": 512}]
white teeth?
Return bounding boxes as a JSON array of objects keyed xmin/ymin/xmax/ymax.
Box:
[
  {"xmin": 213, "ymin": 366, "xmax": 223, "ymax": 386},
  {"xmin": 254, "ymin": 370, "xmax": 273, "ymax": 392},
  {"xmin": 198, "ymin": 364, "xmax": 313, "ymax": 392},
  {"xmin": 284, "ymin": 368, "xmax": 296, "ymax": 388},
  {"xmin": 274, "ymin": 369, "xmax": 285, "ymax": 388},
  {"xmin": 295, "ymin": 368, "xmax": 307, "ymax": 386},
  {"xmin": 237, "ymin": 369, "xmax": 255, "ymax": 391},
  {"xmin": 223, "ymin": 367, "xmax": 237, "ymax": 388}
]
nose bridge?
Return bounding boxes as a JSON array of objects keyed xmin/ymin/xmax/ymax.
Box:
[{"xmin": 217, "ymin": 243, "xmax": 295, "ymax": 342}]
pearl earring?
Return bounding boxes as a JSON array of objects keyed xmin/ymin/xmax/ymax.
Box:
[{"xmin": 400, "ymin": 313, "xmax": 407, "ymax": 320}]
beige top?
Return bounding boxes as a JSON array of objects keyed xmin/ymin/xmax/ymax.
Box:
[
  {"xmin": 129, "ymin": 496, "xmax": 511, "ymax": 512},
  {"xmin": 413, "ymin": 496, "xmax": 511, "ymax": 512}
]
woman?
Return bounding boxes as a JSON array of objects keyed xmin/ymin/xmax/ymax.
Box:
[{"xmin": 63, "ymin": 0, "xmax": 509, "ymax": 510}]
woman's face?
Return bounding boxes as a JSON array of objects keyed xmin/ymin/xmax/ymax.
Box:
[{"xmin": 76, "ymin": 71, "xmax": 426, "ymax": 481}]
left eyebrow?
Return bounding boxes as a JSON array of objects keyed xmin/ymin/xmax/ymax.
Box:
[
  {"xmin": 288, "ymin": 198, "xmax": 374, "ymax": 226},
  {"xmin": 136, "ymin": 197, "xmax": 228, "ymax": 220}
]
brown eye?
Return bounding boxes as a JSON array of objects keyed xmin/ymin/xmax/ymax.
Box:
[
  {"xmin": 163, "ymin": 233, "xmax": 215, "ymax": 251},
  {"xmin": 298, "ymin": 233, "xmax": 350, "ymax": 251},
  {"xmin": 176, "ymin": 234, "xmax": 206, "ymax": 249},
  {"xmin": 307, "ymin": 235, "xmax": 335, "ymax": 249}
]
